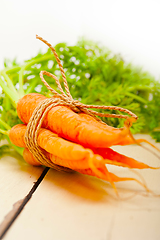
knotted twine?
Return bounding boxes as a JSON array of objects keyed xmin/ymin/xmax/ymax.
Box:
[{"xmin": 24, "ymin": 35, "xmax": 138, "ymax": 172}]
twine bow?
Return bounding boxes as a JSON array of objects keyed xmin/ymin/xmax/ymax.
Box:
[
  {"xmin": 24, "ymin": 35, "xmax": 138, "ymax": 172},
  {"xmin": 37, "ymin": 35, "xmax": 138, "ymax": 123}
]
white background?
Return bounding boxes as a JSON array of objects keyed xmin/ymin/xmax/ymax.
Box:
[{"xmin": 0, "ymin": 0, "xmax": 160, "ymax": 80}]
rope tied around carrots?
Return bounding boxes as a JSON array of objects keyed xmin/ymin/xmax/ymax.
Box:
[{"xmin": 24, "ymin": 35, "xmax": 138, "ymax": 171}]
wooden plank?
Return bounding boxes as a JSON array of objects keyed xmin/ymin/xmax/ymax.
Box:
[
  {"xmin": 1, "ymin": 134, "xmax": 160, "ymax": 240},
  {"xmin": 0, "ymin": 147, "xmax": 44, "ymax": 224}
]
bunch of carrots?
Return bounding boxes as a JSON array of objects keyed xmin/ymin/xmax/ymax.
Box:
[
  {"xmin": 7, "ymin": 92, "xmax": 159, "ymax": 194},
  {"xmin": 0, "ymin": 36, "xmax": 160, "ymax": 195}
]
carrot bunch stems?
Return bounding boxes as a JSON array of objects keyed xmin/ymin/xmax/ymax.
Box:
[
  {"xmin": 0, "ymin": 118, "xmax": 11, "ymax": 130},
  {"xmin": 0, "ymin": 71, "xmax": 17, "ymax": 94},
  {"xmin": 0, "ymin": 128, "xmax": 8, "ymax": 135},
  {"xmin": 0, "ymin": 119, "xmax": 10, "ymax": 136},
  {"xmin": 0, "ymin": 76, "xmax": 18, "ymax": 106},
  {"xmin": 0, "ymin": 118, "xmax": 23, "ymax": 156},
  {"xmin": 0, "ymin": 54, "xmax": 54, "ymax": 107},
  {"xmin": 18, "ymin": 54, "xmax": 53, "ymax": 98}
]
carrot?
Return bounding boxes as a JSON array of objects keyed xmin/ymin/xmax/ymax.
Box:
[
  {"xmin": 10, "ymin": 124, "xmax": 125, "ymax": 178},
  {"xmin": 23, "ymin": 147, "xmax": 125, "ymax": 171},
  {"xmin": 10, "ymin": 124, "xmax": 109, "ymax": 171},
  {"xmin": 9, "ymin": 123, "xmax": 157, "ymax": 194},
  {"xmin": 16, "ymin": 93, "xmax": 130, "ymax": 148},
  {"xmin": 23, "ymin": 147, "xmax": 149, "ymax": 194},
  {"xmin": 22, "ymin": 147, "xmax": 131, "ymax": 182},
  {"xmin": 92, "ymin": 147, "xmax": 157, "ymax": 169},
  {"xmin": 22, "ymin": 146, "xmax": 115, "ymax": 192},
  {"xmin": 79, "ymin": 112, "xmax": 160, "ymax": 151},
  {"xmin": 9, "ymin": 124, "xmax": 101, "ymax": 168},
  {"xmin": 78, "ymin": 113, "xmax": 118, "ymax": 132},
  {"xmin": 9, "ymin": 124, "xmax": 156, "ymax": 170}
]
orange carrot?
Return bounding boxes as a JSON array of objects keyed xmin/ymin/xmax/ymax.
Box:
[
  {"xmin": 16, "ymin": 93, "xmax": 130, "ymax": 148},
  {"xmin": 9, "ymin": 124, "xmax": 101, "ymax": 168},
  {"xmin": 78, "ymin": 113, "xmax": 118, "ymax": 132},
  {"xmin": 10, "ymin": 123, "xmax": 157, "ymax": 194},
  {"xmin": 22, "ymin": 147, "xmax": 149, "ymax": 194},
  {"xmin": 79, "ymin": 112, "xmax": 160, "ymax": 151},
  {"xmin": 23, "ymin": 147, "xmax": 123, "ymax": 171},
  {"xmin": 22, "ymin": 146, "xmax": 117, "ymax": 191},
  {"xmin": 10, "ymin": 124, "xmax": 109, "ymax": 171},
  {"xmin": 92, "ymin": 147, "xmax": 157, "ymax": 169},
  {"xmin": 9, "ymin": 124, "xmax": 156, "ymax": 170}
]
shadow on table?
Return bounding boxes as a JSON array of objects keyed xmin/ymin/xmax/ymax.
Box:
[{"xmin": 41, "ymin": 167, "xmax": 145, "ymax": 203}]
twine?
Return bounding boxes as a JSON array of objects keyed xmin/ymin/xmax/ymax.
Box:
[{"xmin": 24, "ymin": 35, "xmax": 138, "ymax": 171}]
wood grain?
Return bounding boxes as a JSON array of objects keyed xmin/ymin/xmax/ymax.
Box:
[{"xmin": 0, "ymin": 135, "xmax": 160, "ymax": 240}]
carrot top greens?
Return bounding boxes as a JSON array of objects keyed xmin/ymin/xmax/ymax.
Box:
[{"xmin": 0, "ymin": 39, "xmax": 160, "ymax": 145}]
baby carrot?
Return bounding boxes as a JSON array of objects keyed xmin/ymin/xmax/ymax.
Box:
[
  {"xmin": 78, "ymin": 113, "xmax": 118, "ymax": 132},
  {"xmin": 9, "ymin": 124, "xmax": 156, "ymax": 170},
  {"xmin": 79, "ymin": 112, "xmax": 160, "ymax": 151},
  {"xmin": 92, "ymin": 147, "xmax": 157, "ymax": 169},
  {"xmin": 16, "ymin": 93, "xmax": 130, "ymax": 148},
  {"xmin": 9, "ymin": 124, "xmax": 98, "ymax": 167},
  {"xmin": 23, "ymin": 147, "xmax": 147, "ymax": 194},
  {"xmin": 10, "ymin": 124, "xmax": 115, "ymax": 173}
]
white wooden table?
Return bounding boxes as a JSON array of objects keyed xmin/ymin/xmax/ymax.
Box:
[{"xmin": 0, "ymin": 134, "xmax": 160, "ymax": 240}]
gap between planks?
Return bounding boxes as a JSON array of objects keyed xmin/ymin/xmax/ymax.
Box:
[{"xmin": 0, "ymin": 167, "xmax": 50, "ymax": 240}]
